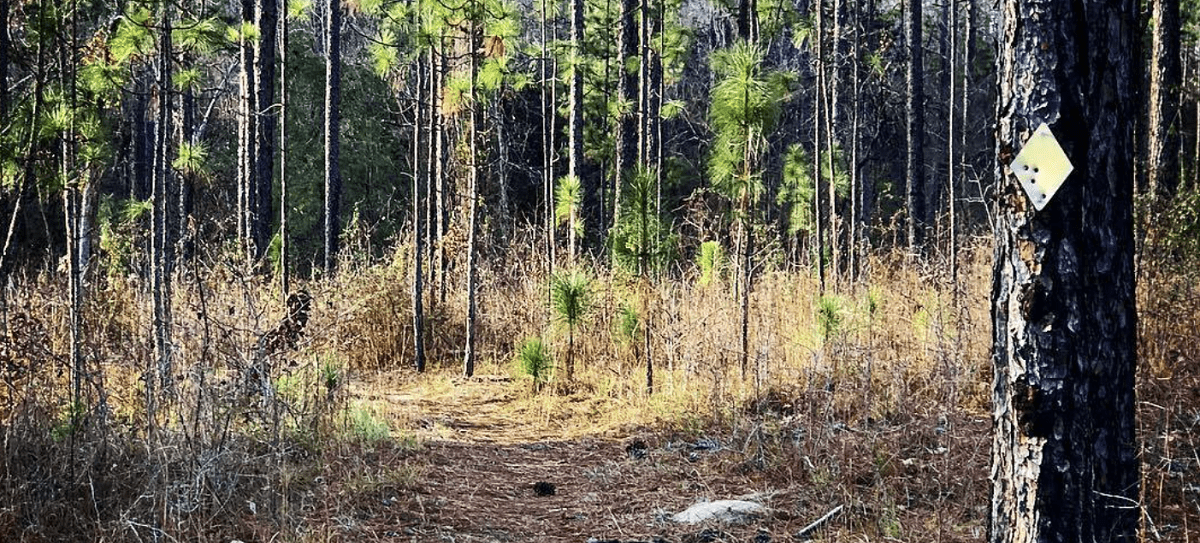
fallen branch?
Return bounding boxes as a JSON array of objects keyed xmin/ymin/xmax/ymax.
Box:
[{"xmin": 795, "ymin": 504, "xmax": 843, "ymax": 541}]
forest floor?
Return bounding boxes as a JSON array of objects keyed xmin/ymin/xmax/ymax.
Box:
[{"xmin": 292, "ymin": 368, "xmax": 994, "ymax": 543}]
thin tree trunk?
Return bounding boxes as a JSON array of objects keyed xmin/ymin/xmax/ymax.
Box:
[
  {"xmin": 425, "ymin": 46, "xmax": 437, "ymax": 309},
  {"xmin": 827, "ymin": 0, "xmax": 840, "ymax": 289},
  {"xmin": 540, "ymin": 0, "xmax": 553, "ymax": 283},
  {"xmin": 63, "ymin": 0, "xmax": 82, "ymax": 460},
  {"xmin": 957, "ymin": 0, "xmax": 973, "ymax": 294},
  {"xmin": 637, "ymin": 0, "xmax": 649, "ymax": 164},
  {"xmin": 849, "ymin": 0, "xmax": 860, "ymax": 283},
  {"xmin": 151, "ymin": 0, "xmax": 175, "ymax": 428},
  {"xmin": 654, "ymin": 11, "xmax": 664, "ymax": 221},
  {"xmin": 279, "ymin": 0, "xmax": 289, "ymax": 296},
  {"xmin": 947, "ymin": 0, "xmax": 957, "ymax": 288},
  {"xmin": 614, "ymin": 0, "xmax": 638, "ymax": 236},
  {"xmin": 1148, "ymin": 0, "xmax": 1181, "ymax": 201},
  {"xmin": 568, "ymin": 0, "xmax": 584, "ymax": 263},
  {"xmin": 434, "ymin": 41, "xmax": 447, "ymax": 303},
  {"xmin": 133, "ymin": 77, "xmax": 151, "ymax": 201},
  {"xmin": 255, "ymin": 0, "xmax": 277, "ymax": 260},
  {"xmin": 739, "ymin": 195, "xmax": 751, "ymax": 378},
  {"xmin": 240, "ymin": 0, "xmax": 258, "ymax": 257},
  {"xmin": 905, "ymin": 0, "xmax": 925, "ymax": 252},
  {"xmin": 324, "ymin": 0, "xmax": 342, "ymax": 274},
  {"xmin": 0, "ymin": 0, "xmax": 8, "ymax": 126},
  {"xmin": 177, "ymin": 54, "xmax": 195, "ymax": 264},
  {"xmin": 495, "ymin": 103, "xmax": 510, "ymax": 233},
  {"xmin": 463, "ymin": 12, "xmax": 480, "ymax": 378},
  {"xmin": 412, "ymin": 60, "xmax": 426, "ymax": 373},
  {"xmin": 990, "ymin": 1, "xmax": 1140, "ymax": 541},
  {"xmin": 814, "ymin": 0, "xmax": 826, "ymax": 293}
]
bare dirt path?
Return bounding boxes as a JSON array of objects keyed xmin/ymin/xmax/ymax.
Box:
[
  {"xmin": 335, "ymin": 371, "xmax": 825, "ymax": 542},
  {"xmin": 327, "ymin": 370, "xmax": 989, "ymax": 543}
]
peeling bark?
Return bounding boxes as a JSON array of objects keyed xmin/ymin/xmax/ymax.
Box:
[{"xmin": 990, "ymin": 1, "xmax": 1140, "ymax": 542}]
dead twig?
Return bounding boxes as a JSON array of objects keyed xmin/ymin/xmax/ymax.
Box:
[{"xmin": 795, "ymin": 504, "xmax": 843, "ymax": 541}]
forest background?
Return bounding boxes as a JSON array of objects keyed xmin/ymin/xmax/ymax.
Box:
[{"xmin": 0, "ymin": 0, "xmax": 1198, "ymax": 540}]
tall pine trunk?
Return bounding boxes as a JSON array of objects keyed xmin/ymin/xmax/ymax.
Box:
[
  {"xmin": 0, "ymin": 0, "xmax": 8, "ymax": 126},
  {"xmin": 412, "ymin": 58, "xmax": 426, "ymax": 373},
  {"xmin": 613, "ymin": 0, "xmax": 637, "ymax": 235},
  {"xmin": 279, "ymin": 0, "xmax": 290, "ymax": 296},
  {"xmin": 1148, "ymin": 0, "xmax": 1181, "ymax": 201},
  {"xmin": 568, "ymin": 0, "xmax": 584, "ymax": 263},
  {"xmin": 905, "ymin": 0, "xmax": 925, "ymax": 252},
  {"xmin": 323, "ymin": 0, "xmax": 342, "ymax": 274},
  {"xmin": 463, "ymin": 12, "xmax": 481, "ymax": 378},
  {"xmin": 254, "ymin": 0, "xmax": 277, "ymax": 260},
  {"xmin": 239, "ymin": 0, "xmax": 257, "ymax": 257},
  {"xmin": 151, "ymin": 1, "xmax": 174, "ymax": 430},
  {"xmin": 990, "ymin": 1, "xmax": 1140, "ymax": 540},
  {"xmin": 947, "ymin": 0, "xmax": 957, "ymax": 286}
]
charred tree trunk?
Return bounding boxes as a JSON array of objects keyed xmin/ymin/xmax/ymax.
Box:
[
  {"xmin": 0, "ymin": 0, "xmax": 8, "ymax": 126},
  {"xmin": 151, "ymin": 2, "xmax": 175, "ymax": 424},
  {"xmin": 254, "ymin": 0, "xmax": 277, "ymax": 260},
  {"xmin": 990, "ymin": 1, "xmax": 1140, "ymax": 541},
  {"xmin": 412, "ymin": 60, "xmax": 426, "ymax": 373}
]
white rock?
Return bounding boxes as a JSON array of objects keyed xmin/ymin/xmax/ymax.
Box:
[{"xmin": 671, "ymin": 499, "xmax": 765, "ymax": 524}]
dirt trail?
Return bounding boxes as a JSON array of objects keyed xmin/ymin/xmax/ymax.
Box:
[
  {"xmin": 334, "ymin": 371, "xmax": 991, "ymax": 543},
  {"xmin": 340, "ymin": 372, "xmax": 811, "ymax": 542}
]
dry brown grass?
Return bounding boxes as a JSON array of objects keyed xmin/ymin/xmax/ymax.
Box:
[{"xmin": 0, "ymin": 230, "xmax": 1195, "ymax": 541}]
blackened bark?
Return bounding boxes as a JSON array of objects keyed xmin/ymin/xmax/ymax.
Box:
[
  {"xmin": 737, "ymin": 0, "xmax": 757, "ymax": 42},
  {"xmin": 152, "ymin": 5, "xmax": 174, "ymax": 405},
  {"xmin": 905, "ymin": 0, "xmax": 925, "ymax": 251},
  {"xmin": 1148, "ymin": 0, "xmax": 1181, "ymax": 201},
  {"xmin": 255, "ymin": 0, "xmax": 278, "ymax": 259},
  {"xmin": 990, "ymin": 1, "xmax": 1140, "ymax": 542},
  {"xmin": 324, "ymin": 0, "xmax": 342, "ymax": 274},
  {"xmin": 0, "ymin": 0, "xmax": 8, "ymax": 125},
  {"xmin": 133, "ymin": 77, "xmax": 151, "ymax": 201},
  {"xmin": 637, "ymin": 0, "xmax": 649, "ymax": 165},
  {"xmin": 412, "ymin": 58, "xmax": 426, "ymax": 373}
]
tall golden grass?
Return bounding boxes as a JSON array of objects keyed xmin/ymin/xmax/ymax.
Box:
[{"xmin": 0, "ymin": 224, "xmax": 1195, "ymax": 541}]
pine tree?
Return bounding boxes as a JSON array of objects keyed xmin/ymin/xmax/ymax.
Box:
[{"xmin": 707, "ymin": 40, "xmax": 788, "ymax": 377}]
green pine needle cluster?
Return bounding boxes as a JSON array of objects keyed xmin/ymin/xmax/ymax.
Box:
[
  {"xmin": 555, "ymin": 175, "xmax": 583, "ymax": 235},
  {"xmin": 707, "ymin": 40, "xmax": 791, "ymax": 206},
  {"xmin": 697, "ymin": 240, "xmax": 726, "ymax": 287},
  {"xmin": 551, "ymin": 270, "xmax": 592, "ymax": 330},
  {"xmin": 516, "ymin": 337, "xmax": 554, "ymax": 392}
]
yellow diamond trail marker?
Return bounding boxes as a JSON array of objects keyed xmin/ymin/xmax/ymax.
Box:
[{"xmin": 1010, "ymin": 123, "xmax": 1074, "ymax": 211}]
